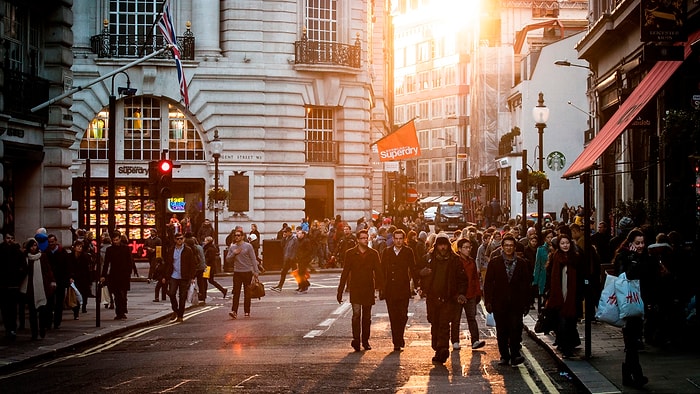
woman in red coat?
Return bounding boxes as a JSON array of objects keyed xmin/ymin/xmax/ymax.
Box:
[{"xmin": 544, "ymin": 233, "xmax": 583, "ymax": 358}]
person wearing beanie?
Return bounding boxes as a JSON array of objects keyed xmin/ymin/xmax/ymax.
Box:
[
  {"xmin": 34, "ymin": 232, "xmax": 49, "ymax": 253},
  {"xmin": 609, "ymin": 217, "xmax": 635, "ymax": 255},
  {"xmin": 419, "ymin": 234, "xmax": 468, "ymax": 364}
]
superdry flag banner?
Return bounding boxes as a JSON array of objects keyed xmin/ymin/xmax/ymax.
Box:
[
  {"xmin": 158, "ymin": 0, "xmax": 189, "ymax": 108},
  {"xmin": 374, "ymin": 120, "xmax": 421, "ymax": 162}
]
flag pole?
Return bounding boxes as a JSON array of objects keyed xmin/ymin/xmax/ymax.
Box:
[{"xmin": 31, "ymin": 46, "xmax": 171, "ymax": 113}]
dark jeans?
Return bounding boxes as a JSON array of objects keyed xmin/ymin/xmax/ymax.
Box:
[
  {"xmin": 196, "ymin": 270, "xmax": 207, "ymax": 300},
  {"xmin": 51, "ymin": 285, "xmax": 67, "ymax": 328},
  {"xmin": 205, "ymin": 270, "xmax": 227, "ymax": 296},
  {"xmin": 232, "ymin": 271, "xmax": 253, "ymax": 314},
  {"xmin": 276, "ymin": 259, "xmax": 296, "ymax": 288},
  {"xmin": 168, "ymin": 277, "xmax": 190, "ymax": 318},
  {"xmin": 385, "ymin": 297, "xmax": 409, "ymax": 347},
  {"xmin": 28, "ymin": 303, "xmax": 50, "ymax": 339},
  {"xmin": 155, "ymin": 279, "xmax": 167, "ymax": 300},
  {"xmin": 427, "ymin": 298, "xmax": 455, "ymax": 354},
  {"xmin": 112, "ymin": 287, "xmax": 128, "ymax": 317},
  {"xmin": 623, "ymin": 316, "xmax": 643, "ymax": 367},
  {"xmin": 0, "ymin": 288, "xmax": 19, "ymax": 334},
  {"xmin": 352, "ymin": 303, "xmax": 372, "ymax": 344},
  {"xmin": 493, "ymin": 310, "xmax": 524, "ymax": 360},
  {"xmin": 453, "ymin": 297, "xmax": 480, "ymax": 344}
]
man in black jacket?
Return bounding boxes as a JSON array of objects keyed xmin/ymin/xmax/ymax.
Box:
[
  {"xmin": 419, "ymin": 235, "xmax": 468, "ymax": 364},
  {"xmin": 100, "ymin": 231, "xmax": 134, "ymax": 320},
  {"xmin": 0, "ymin": 233, "xmax": 25, "ymax": 340},
  {"xmin": 380, "ymin": 229, "xmax": 417, "ymax": 352},
  {"xmin": 164, "ymin": 233, "xmax": 197, "ymax": 322},
  {"xmin": 483, "ymin": 234, "xmax": 532, "ymax": 366}
]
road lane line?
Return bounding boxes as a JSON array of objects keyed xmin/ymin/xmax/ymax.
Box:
[
  {"xmin": 157, "ymin": 379, "xmax": 198, "ymax": 393},
  {"xmin": 522, "ymin": 346, "xmax": 560, "ymax": 394}
]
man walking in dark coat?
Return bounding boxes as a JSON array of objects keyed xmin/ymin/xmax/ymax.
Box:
[
  {"xmin": 337, "ymin": 229, "xmax": 384, "ymax": 352},
  {"xmin": 165, "ymin": 233, "xmax": 197, "ymax": 322},
  {"xmin": 46, "ymin": 234, "xmax": 69, "ymax": 329},
  {"xmin": 419, "ymin": 235, "xmax": 468, "ymax": 364},
  {"xmin": 100, "ymin": 231, "xmax": 134, "ymax": 320},
  {"xmin": 483, "ymin": 234, "xmax": 532, "ymax": 366},
  {"xmin": 0, "ymin": 233, "xmax": 25, "ymax": 340},
  {"xmin": 380, "ymin": 229, "xmax": 417, "ymax": 351}
]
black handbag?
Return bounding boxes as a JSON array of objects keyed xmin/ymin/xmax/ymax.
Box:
[{"xmin": 534, "ymin": 309, "xmax": 555, "ymax": 334}]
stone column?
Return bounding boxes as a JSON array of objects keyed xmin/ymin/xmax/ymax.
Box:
[
  {"xmin": 192, "ymin": 0, "xmax": 221, "ymax": 58},
  {"xmin": 42, "ymin": 1, "xmax": 76, "ymax": 245}
]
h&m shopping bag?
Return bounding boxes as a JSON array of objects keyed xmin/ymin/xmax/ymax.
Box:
[
  {"xmin": 614, "ymin": 272, "xmax": 644, "ymax": 319},
  {"xmin": 595, "ymin": 273, "xmax": 625, "ymax": 327}
]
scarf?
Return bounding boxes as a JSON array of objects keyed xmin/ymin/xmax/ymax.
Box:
[
  {"xmin": 24, "ymin": 252, "xmax": 47, "ymax": 309},
  {"xmin": 502, "ymin": 251, "xmax": 517, "ymax": 282}
]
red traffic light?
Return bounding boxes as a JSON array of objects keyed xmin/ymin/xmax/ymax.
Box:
[{"xmin": 158, "ymin": 159, "xmax": 173, "ymax": 174}]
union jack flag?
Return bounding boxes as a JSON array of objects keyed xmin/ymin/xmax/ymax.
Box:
[{"xmin": 158, "ymin": 0, "xmax": 189, "ymax": 108}]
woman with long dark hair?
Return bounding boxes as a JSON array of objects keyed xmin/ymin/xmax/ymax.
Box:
[
  {"xmin": 20, "ymin": 239, "xmax": 56, "ymax": 340},
  {"xmin": 613, "ymin": 228, "xmax": 651, "ymax": 388},
  {"xmin": 544, "ymin": 233, "xmax": 582, "ymax": 357}
]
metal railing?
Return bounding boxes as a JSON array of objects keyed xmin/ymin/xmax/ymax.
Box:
[
  {"xmin": 295, "ymin": 33, "xmax": 361, "ymax": 68},
  {"xmin": 2, "ymin": 68, "xmax": 49, "ymax": 122},
  {"xmin": 90, "ymin": 25, "xmax": 194, "ymax": 60}
]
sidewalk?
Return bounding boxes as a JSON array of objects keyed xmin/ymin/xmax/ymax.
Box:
[{"xmin": 2, "ymin": 272, "xmax": 698, "ymax": 393}]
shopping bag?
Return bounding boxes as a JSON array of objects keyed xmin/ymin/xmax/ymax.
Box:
[
  {"xmin": 203, "ymin": 266, "xmax": 211, "ymax": 279},
  {"xmin": 63, "ymin": 287, "xmax": 78, "ymax": 309},
  {"xmin": 187, "ymin": 282, "xmax": 199, "ymax": 304},
  {"xmin": 486, "ymin": 312, "xmax": 496, "ymax": 327},
  {"xmin": 614, "ymin": 272, "xmax": 644, "ymax": 319},
  {"xmin": 595, "ymin": 273, "xmax": 625, "ymax": 327},
  {"xmin": 101, "ymin": 285, "xmax": 110, "ymax": 304},
  {"xmin": 70, "ymin": 282, "xmax": 84, "ymax": 306},
  {"xmin": 248, "ymin": 276, "xmax": 266, "ymax": 299}
]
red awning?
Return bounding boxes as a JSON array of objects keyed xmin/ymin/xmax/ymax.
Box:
[{"xmin": 562, "ymin": 31, "xmax": 700, "ymax": 179}]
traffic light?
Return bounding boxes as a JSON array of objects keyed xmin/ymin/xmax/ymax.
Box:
[
  {"xmin": 516, "ymin": 169, "xmax": 529, "ymax": 193},
  {"xmin": 157, "ymin": 159, "xmax": 173, "ymax": 198}
]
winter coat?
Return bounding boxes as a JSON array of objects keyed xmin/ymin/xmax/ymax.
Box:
[
  {"xmin": 380, "ymin": 246, "xmax": 417, "ymax": 300},
  {"xmin": 337, "ymin": 246, "xmax": 384, "ymax": 305}
]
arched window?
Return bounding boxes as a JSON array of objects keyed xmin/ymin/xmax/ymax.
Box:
[{"xmin": 79, "ymin": 96, "xmax": 203, "ymax": 161}]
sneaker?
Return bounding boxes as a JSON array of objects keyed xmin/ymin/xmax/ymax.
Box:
[
  {"xmin": 176, "ymin": 317, "xmax": 184, "ymax": 323},
  {"xmin": 229, "ymin": 311, "xmax": 237, "ymax": 319},
  {"xmin": 511, "ymin": 356, "xmax": 525, "ymax": 366},
  {"xmin": 452, "ymin": 342, "xmax": 461, "ymax": 350},
  {"xmin": 169, "ymin": 313, "xmax": 177, "ymax": 321},
  {"xmin": 297, "ymin": 289, "xmax": 308, "ymax": 294},
  {"xmin": 269, "ymin": 286, "xmax": 282, "ymax": 293},
  {"xmin": 244, "ymin": 313, "xmax": 250, "ymax": 318},
  {"xmin": 471, "ymin": 340, "xmax": 486, "ymax": 350},
  {"xmin": 498, "ymin": 358, "xmax": 510, "ymax": 366},
  {"xmin": 222, "ymin": 288, "xmax": 228, "ymax": 299}
]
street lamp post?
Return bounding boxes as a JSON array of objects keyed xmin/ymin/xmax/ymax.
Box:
[
  {"xmin": 532, "ymin": 92, "xmax": 549, "ymax": 244},
  {"xmin": 103, "ymin": 71, "xmax": 136, "ymax": 328},
  {"xmin": 210, "ymin": 130, "xmax": 223, "ymax": 247}
]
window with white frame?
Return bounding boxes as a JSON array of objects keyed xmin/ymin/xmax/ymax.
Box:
[
  {"xmin": 418, "ymin": 161, "xmax": 429, "ymax": 185},
  {"xmin": 406, "ymin": 103, "xmax": 416, "ymax": 120},
  {"xmin": 305, "ymin": 0, "xmax": 337, "ymax": 44},
  {"xmin": 418, "ymin": 71, "xmax": 429, "ymax": 90},
  {"xmin": 432, "ymin": 37, "xmax": 442, "ymax": 59},
  {"xmin": 418, "ymin": 41, "xmax": 430, "ymax": 62},
  {"xmin": 405, "ymin": 44, "xmax": 416, "ymax": 65},
  {"xmin": 80, "ymin": 96, "xmax": 203, "ymax": 162},
  {"xmin": 445, "ymin": 66, "xmax": 456, "ymax": 85},
  {"xmin": 445, "ymin": 96, "xmax": 457, "ymax": 116},
  {"xmin": 431, "ymin": 160, "xmax": 443, "ymax": 183},
  {"xmin": 109, "ymin": 0, "xmax": 160, "ymax": 55},
  {"xmin": 394, "ymin": 105, "xmax": 405, "ymax": 124},
  {"xmin": 418, "ymin": 129, "xmax": 429, "ymax": 150},
  {"xmin": 419, "ymin": 101, "xmax": 429, "ymax": 119},
  {"xmin": 445, "ymin": 126, "xmax": 457, "ymax": 145},
  {"xmin": 431, "ymin": 69, "xmax": 442, "ymax": 88},
  {"xmin": 431, "ymin": 98, "xmax": 442, "ymax": 119},
  {"xmin": 445, "ymin": 159, "xmax": 455, "ymax": 182},
  {"xmin": 305, "ymin": 106, "xmax": 336, "ymax": 163},
  {"xmin": 406, "ymin": 75, "xmax": 415, "ymax": 93},
  {"xmin": 430, "ymin": 129, "xmax": 441, "ymax": 149}
]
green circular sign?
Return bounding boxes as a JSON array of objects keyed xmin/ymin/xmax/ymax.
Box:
[{"xmin": 547, "ymin": 151, "xmax": 566, "ymax": 171}]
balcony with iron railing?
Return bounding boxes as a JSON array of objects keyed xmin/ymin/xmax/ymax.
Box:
[
  {"xmin": 1, "ymin": 68, "xmax": 49, "ymax": 123},
  {"xmin": 295, "ymin": 30, "xmax": 361, "ymax": 70},
  {"xmin": 89, "ymin": 20, "xmax": 195, "ymax": 60},
  {"xmin": 305, "ymin": 140, "xmax": 340, "ymax": 164}
]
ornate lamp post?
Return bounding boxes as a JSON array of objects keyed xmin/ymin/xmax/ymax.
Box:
[
  {"xmin": 532, "ymin": 92, "xmax": 549, "ymax": 244},
  {"xmin": 210, "ymin": 130, "xmax": 224, "ymax": 247}
]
